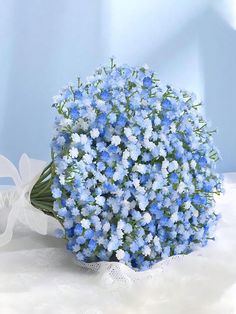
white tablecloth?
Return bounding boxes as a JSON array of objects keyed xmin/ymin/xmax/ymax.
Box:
[{"xmin": 0, "ymin": 174, "xmax": 236, "ymax": 314}]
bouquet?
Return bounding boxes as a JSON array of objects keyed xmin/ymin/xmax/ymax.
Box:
[{"xmin": 1, "ymin": 59, "xmax": 223, "ymax": 271}]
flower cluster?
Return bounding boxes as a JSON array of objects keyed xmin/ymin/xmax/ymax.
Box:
[{"xmin": 51, "ymin": 59, "xmax": 222, "ymax": 271}]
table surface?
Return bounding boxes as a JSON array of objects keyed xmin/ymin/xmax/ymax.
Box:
[{"xmin": 0, "ymin": 174, "xmax": 236, "ymax": 314}]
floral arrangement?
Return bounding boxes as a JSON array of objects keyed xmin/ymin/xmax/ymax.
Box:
[{"xmin": 30, "ymin": 59, "xmax": 222, "ymax": 271}]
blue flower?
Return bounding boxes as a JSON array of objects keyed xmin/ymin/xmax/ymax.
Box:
[
  {"xmin": 88, "ymin": 239, "xmax": 97, "ymax": 251},
  {"xmin": 76, "ymin": 236, "xmax": 86, "ymax": 245},
  {"xmin": 97, "ymin": 161, "xmax": 105, "ymax": 171},
  {"xmin": 97, "ymin": 113, "xmax": 107, "ymax": 125},
  {"xmin": 162, "ymin": 99, "xmax": 172, "ymax": 110},
  {"xmin": 74, "ymin": 90, "xmax": 83, "ymax": 100},
  {"xmin": 169, "ymin": 172, "xmax": 179, "ymax": 184},
  {"xmin": 130, "ymin": 242, "xmax": 139, "ymax": 253},
  {"xmin": 101, "ymin": 151, "xmax": 110, "ymax": 162},
  {"xmin": 117, "ymin": 114, "xmax": 126, "ymax": 127},
  {"xmin": 58, "ymin": 207, "xmax": 67, "ymax": 217},
  {"xmin": 74, "ymin": 224, "xmax": 83, "ymax": 235},
  {"xmin": 143, "ymin": 77, "xmax": 152, "ymax": 88},
  {"xmin": 100, "ymin": 90, "xmax": 111, "ymax": 101},
  {"xmin": 199, "ymin": 157, "xmax": 207, "ymax": 167},
  {"xmin": 85, "ymin": 229, "xmax": 95, "ymax": 239},
  {"xmin": 105, "ymin": 167, "xmax": 114, "ymax": 177},
  {"xmin": 52, "ymin": 187, "xmax": 62, "ymax": 199},
  {"xmin": 70, "ymin": 106, "xmax": 79, "ymax": 120},
  {"xmin": 103, "ymin": 182, "xmax": 116, "ymax": 192},
  {"xmin": 54, "ymin": 228, "xmax": 65, "ymax": 238}
]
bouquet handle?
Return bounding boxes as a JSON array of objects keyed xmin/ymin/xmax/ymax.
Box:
[{"xmin": 0, "ymin": 154, "xmax": 59, "ymax": 247}]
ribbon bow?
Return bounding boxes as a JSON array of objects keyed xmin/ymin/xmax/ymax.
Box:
[{"xmin": 0, "ymin": 154, "xmax": 53, "ymax": 247}]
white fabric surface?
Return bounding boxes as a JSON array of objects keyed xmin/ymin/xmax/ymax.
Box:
[{"xmin": 0, "ymin": 173, "xmax": 236, "ymax": 314}]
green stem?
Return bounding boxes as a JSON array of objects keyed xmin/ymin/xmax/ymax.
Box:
[{"xmin": 30, "ymin": 162, "xmax": 64, "ymax": 228}]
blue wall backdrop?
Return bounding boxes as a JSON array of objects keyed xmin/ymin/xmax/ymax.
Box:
[{"xmin": 0, "ymin": 0, "xmax": 235, "ymax": 172}]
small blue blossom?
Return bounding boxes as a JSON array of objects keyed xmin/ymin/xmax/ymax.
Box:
[
  {"xmin": 74, "ymin": 224, "xmax": 83, "ymax": 235},
  {"xmin": 101, "ymin": 151, "xmax": 110, "ymax": 162},
  {"xmin": 162, "ymin": 99, "xmax": 173, "ymax": 110},
  {"xmin": 70, "ymin": 106, "xmax": 79, "ymax": 120},
  {"xmin": 100, "ymin": 90, "xmax": 111, "ymax": 101},
  {"xmin": 74, "ymin": 90, "xmax": 83, "ymax": 100},
  {"xmin": 54, "ymin": 228, "xmax": 65, "ymax": 238},
  {"xmin": 169, "ymin": 172, "xmax": 179, "ymax": 184},
  {"xmin": 143, "ymin": 77, "xmax": 152, "ymax": 88},
  {"xmin": 117, "ymin": 114, "xmax": 126, "ymax": 127},
  {"xmin": 88, "ymin": 239, "xmax": 97, "ymax": 251},
  {"xmin": 85, "ymin": 229, "xmax": 95, "ymax": 239},
  {"xmin": 105, "ymin": 167, "xmax": 114, "ymax": 177}
]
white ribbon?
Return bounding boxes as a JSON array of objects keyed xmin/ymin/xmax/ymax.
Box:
[{"xmin": 0, "ymin": 154, "xmax": 53, "ymax": 247}]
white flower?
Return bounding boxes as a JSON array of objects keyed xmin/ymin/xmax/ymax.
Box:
[
  {"xmin": 97, "ymin": 237, "xmax": 105, "ymax": 245},
  {"xmin": 129, "ymin": 135, "xmax": 138, "ymax": 143},
  {"xmin": 81, "ymin": 219, "xmax": 90, "ymax": 229},
  {"xmin": 122, "ymin": 159, "xmax": 129, "ymax": 168},
  {"xmin": 57, "ymin": 136, "xmax": 66, "ymax": 145},
  {"xmin": 161, "ymin": 167, "xmax": 168, "ymax": 178},
  {"xmin": 153, "ymin": 236, "xmax": 161, "ymax": 246},
  {"xmin": 96, "ymin": 99, "xmax": 106, "ymax": 111},
  {"xmin": 170, "ymin": 212, "xmax": 178, "ymax": 223},
  {"xmin": 138, "ymin": 198, "xmax": 148, "ymax": 211},
  {"xmin": 153, "ymin": 236, "xmax": 162, "ymax": 252},
  {"xmin": 103, "ymin": 222, "xmax": 110, "ymax": 232},
  {"xmin": 124, "ymin": 127, "xmax": 132, "ymax": 137},
  {"xmin": 122, "ymin": 199, "xmax": 131, "ymax": 209},
  {"xmin": 134, "ymin": 163, "xmax": 146, "ymax": 174},
  {"xmin": 159, "ymin": 146, "xmax": 167, "ymax": 157},
  {"xmin": 143, "ymin": 139, "xmax": 155, "ymax": 150},
  {"xmin": 133, "ymin": 178, "xmax": 140, "ymax": 189},
  {"xmin": 162, "ymin": 160, "xmax": 169, "ymax": 169},
  {"xmin": 69, "ymin": 147, "xmax": 79, "ymax": 158},
  {"xmin": 144, "ymin": 129, "xmax": 152, "ymax": 140},
  {"xmin": 53, "ymin": 94, "xmax": 63, "ymax": 103},
  {"xmin": 122, "ymin": 149, "xmax": 130, "ymax": 160},
  {"xmin": 137, "ymin": 186, "xmax": 146, "ymax": 194},
  {"xmin": 190, "ymin": 160, "xmax": 197, "ymax": 169},
  {"xmin": 182, "ymin": 162, "xmax": 189, "ymax": 171},
  {"xmin": 66, "ymin": 198, "xmax": 75, "ymax": 206},
  {"xmin": 111, "ymin": 135, "xmax": 121, "ymax": 146},
  {"xmin": 72, "ymin": 133, "xmax": 80, "ymax": 143},
  {"xmin": 117, "ymin": 220, "xmax": 125, "ymax": 230},
  {"xmin": 184, "ymin": 201, "xmax": 191, "ymax": 209},
  {"xmin": 83, "ymin": 153, "xmax": 93, "ymax": 164},
  {"xmin": 90, "ymin": 128, "xmax": 100, "ymax": 139},
  {"xmin": 177, "ymin": 181, "xmax": 186, "ymax": 193},
  {"xmin": 143, "ymin": 212, "xmax": 152, "ymax": 224},
  {"xmin": 80, "ymin": 134, "xmax": 88, "ymax": 145},
  {"xmin": 117, "ymin": 229, "xmax": 124, "ymax": 239},
  {"xmin": 143, "ymin": 246, "xmax": 151, "ymax": 256},
  {"xmin": 168, "ymin": 160, "xmax": 178, "ymax": 172},
  {"xmin": 95, "ymin": 195, "xmax": 105, "ymax": 206},
  {"xmin": 59, "ymin": 175, "xmax": 65, "ymax": 185},
  {"xmin": 116, "ymin": 249, "xmax": 125, "ymax": 260},
  {"xmin": 146, "ymin": 233, "xmax": 153, "ymax": 243},
  {"xmin": 60, "ymin": 118, "xmax": 72, "ymax": 127},
  {"xmin": 170, "ymin": 123, "xmax": 176, "ymax": 133},
  {"xmin": 77, "ymin": 119, "xmax": 89, "ymax": 131}
]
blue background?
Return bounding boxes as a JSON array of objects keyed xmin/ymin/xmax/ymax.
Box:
[{"xmin": 0, "ymin": 0, "xmax": 235, "ymax": 172}]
